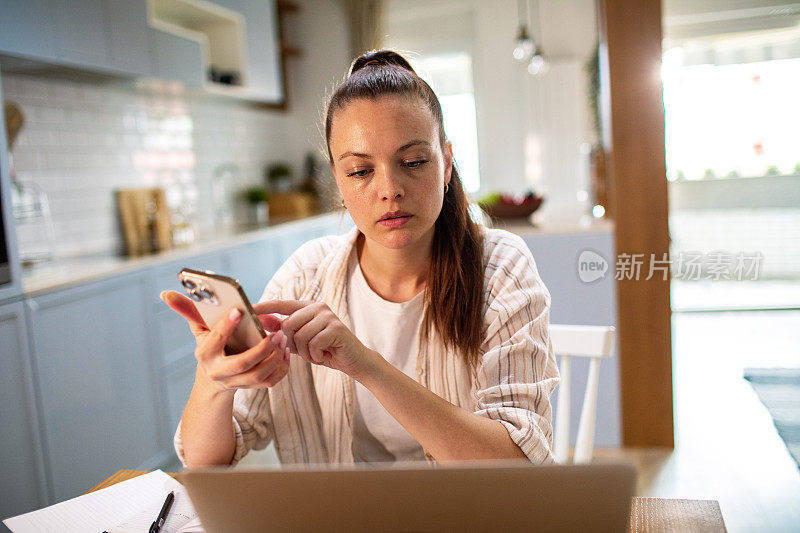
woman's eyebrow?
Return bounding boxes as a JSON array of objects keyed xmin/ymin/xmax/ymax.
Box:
[
  {"xmin": 337, "ymin": 140, "xmax": 431, "ymax": 162},
  {"xmin": 396, "ymin": 140, "xmax": 430, "ymax": 152},
  {"xmin": 338, "ymin": 150, "xmax": 371, "ymax": 161}
]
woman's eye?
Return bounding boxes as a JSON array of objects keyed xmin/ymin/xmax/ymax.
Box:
[
  {"xmin": 405, "ymin": 160, "xmax": 428, "ymax": 169},
  {"xmin": 348, "ymin": 169, "xmax": 371, "ymax": 177}
]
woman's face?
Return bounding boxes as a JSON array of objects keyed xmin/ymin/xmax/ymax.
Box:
[{"xmin": 328, "ymin": 95, "xmax": 452, "ymax": 251}]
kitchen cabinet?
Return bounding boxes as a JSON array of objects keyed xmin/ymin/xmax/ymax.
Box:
[
  {"xmin": 148, "ymin": 28, "xmax": 205, "ymax": 89},
  {"xmin": 0, "ymin": 1, "xmax": 152, "ymax": 78},
  {"xmin": 206, "ymin": 0, "xmax": 284, "ymax": 102},
  {"xmin": 146, "ymin": 252, "xmax": 227, "ymax": 452},
  {"xmin": 162, "ymin": 356, "xmax": 197, "ymax": 471},
  {"xmin": 105, "ymin": 0, "xmax": 153, "ymax": 76},
  {"xmin": 52, "ymin": 0, "xmax": 110, "ymax": 70},
  {"xmin": 25, "ymin": 271, "xmax": 168, "ymax": 503},
  {"xmin": 0, "ymin": 301, "xmax": 48, "ymax": 520},
  {"xmin": 0, "ymin": 0, "xmax": 283, "ymax": 104},
  {"xmin": 0, "ymin": 1, "xmax": 58, "ymax": 62},
  {"xmin": 0, "ymin": 214, "xmax": 351, "ymax": 507},
  {"xmin": 52, "ymin": 0, "xmax": 153, "ymax": 76},
  {"xmin": 226, "ymin": 237, "xmax": 283, "ymax": 303}
]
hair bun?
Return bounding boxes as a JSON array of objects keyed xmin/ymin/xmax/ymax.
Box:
[{"xmin": 348, "ymin": 49, "xmax": 416, "ymax": 76}]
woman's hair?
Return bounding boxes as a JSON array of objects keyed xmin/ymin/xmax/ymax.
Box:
[{"xmin": 324, "ymin": 49, "xmax": 486, "ymax": 369}]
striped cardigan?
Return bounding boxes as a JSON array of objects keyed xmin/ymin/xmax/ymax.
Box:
[{"xmin": 174, "ymin": 226, "xmax": 560, "ymax": 465}]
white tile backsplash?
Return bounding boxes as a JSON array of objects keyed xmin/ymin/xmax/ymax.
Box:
[{"xmin": 4, "ymin": 73, "xmax": 298, "ymax": 259}]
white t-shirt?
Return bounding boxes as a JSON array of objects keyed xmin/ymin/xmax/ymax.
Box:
[{"xmin": 346, "ymin": 246, "xmax": 428, "ymax": 463}]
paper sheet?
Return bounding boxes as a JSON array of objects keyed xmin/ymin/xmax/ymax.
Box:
[
  {"xmin": 107, "ymin": 485, "xmax": 202, "ymax": 533},
  {"xmin": 2, "ymin": 470, "xmax": 201, "ymax": 533}
]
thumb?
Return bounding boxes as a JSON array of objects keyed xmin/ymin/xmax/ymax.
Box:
[{"xmin": 201, "ymin": 306, "xmax": 244, "ymax": 355}]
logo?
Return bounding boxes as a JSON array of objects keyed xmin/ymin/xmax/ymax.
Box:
[{"xmin": 577, "ymin": 250, "xmax": 608, "ymax": 283}]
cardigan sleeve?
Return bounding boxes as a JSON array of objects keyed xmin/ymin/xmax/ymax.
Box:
[
  {"xmin": 473, "ymin": 232, "xmax": 560, "ymax": 464},
  {"xmin": 173, "ymin": 242, "xmax": 318, "ymax": 467}
]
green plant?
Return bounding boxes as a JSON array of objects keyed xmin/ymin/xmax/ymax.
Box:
[
  {"xmin": 585, "ymin": 43, "xmax": 601, "ymax": 142},
  {"xmin": 703, "ymin": 168, "xmax": 716, "ymax": 179},
  {"xmin": 794, "ymin": 162, "xmax": 800, "ymax": 174},
  {"xmin": 266, "ymin": 162, "xmax": 292, "ymax": 184},
  {"xmin": 725, "ymin": 170, "xmax": 740, "ymax": 178},
  {"xmin": 241, "ymin": 186, "xmax": 270, "ymax": 204},
  {"xmin": 765, "ymin": 165, "xmax": 781, "ymax": 176}
]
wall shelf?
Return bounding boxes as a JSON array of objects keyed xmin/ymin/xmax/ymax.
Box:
[{"xmin": 147, "ymin": 0, "xmax": 248, "ymax": 89}]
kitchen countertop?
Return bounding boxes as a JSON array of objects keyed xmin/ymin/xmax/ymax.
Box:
[
  {"xmin": 495, "ymin": 217, "xmax": 614, "ymax": 236},
  {"xmin": 21, "ymin": 212, "xmax": 348, "ymax": 297},
  {"xmin": 20, "ymin": 213, "xmax": 613, "ymax": 297}
]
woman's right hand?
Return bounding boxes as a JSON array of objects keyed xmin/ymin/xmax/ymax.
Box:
[{"xmin": 160, "ymin": 290, "xmax": 291, "ymax": 395}]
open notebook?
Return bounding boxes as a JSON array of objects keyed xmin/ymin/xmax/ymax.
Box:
[{"xmin": 2, "ymin": 470, "xmax": 204, "ymax": 533}]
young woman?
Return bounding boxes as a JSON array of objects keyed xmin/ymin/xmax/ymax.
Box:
[{"xmin": 163, "ymin": 50, "xmax": 559, "ymax": 467}]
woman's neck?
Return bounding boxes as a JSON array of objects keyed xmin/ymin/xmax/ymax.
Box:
[{"xmin": 356, "ymin": 230, "xmax": 432, "ymax": 303}]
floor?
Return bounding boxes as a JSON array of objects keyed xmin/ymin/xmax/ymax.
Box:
[{"xmin": 601, "ymin": 281, "xmax": 800, "ymax": 532}]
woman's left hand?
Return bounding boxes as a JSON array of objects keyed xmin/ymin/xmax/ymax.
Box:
[{"xmin": 253, "ymin": 300, "xmax": 377, "ymax": 380}]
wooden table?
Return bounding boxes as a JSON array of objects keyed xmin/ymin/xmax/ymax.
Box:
[{"xmin": 90, "ymin": 470, "xmax": 728, "ymax": 533}]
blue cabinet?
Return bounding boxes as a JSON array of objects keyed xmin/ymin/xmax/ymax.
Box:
[
  {"xmin": 25, "ymin": 271, "xmax": 168, "ymax": 502},
  {"xmin": 105, "ymin": 0, "xmax": 153, "ymax": 76},
  {"xmin": 0, "ymin": 0, "xmax": 283, "ymax": 103},
  {"xmin": 0, "ymin": 1, "xmax": 58, "ymax": 61},
  {"xmin": 162, "ymin": 356, "xmax": 197, "ymax": 470},
  {"xmin": 0, "ymin": 301, "xmax": 48, "ymax": 519},
  {"xmin": 148, "ymin": 28, "xmax": 205, "ymax": 88},
  {"xmin": 66, "ymin": 0, "xmax": 153, "ymax": 76},
  {"xmin": 227, "ymin": 238, "xmax": 283, "ymax": 304},
  {"xmin": 147, "ymin": 252, "xmax": 226, "ymax": 448},
  {"xmin": 1, "ymin": 214, "xmax": 349, "ymax": 507},
  {"xmin": 52, "ymin": 0, "xmax": 109, "ymax": 70},
  {"xmin": 171, "ymin": 0, "xmax": 283, "ymax": 102},
  {"xmin": 212, "ymin": 0, "xmax": 283, "ymax": 102},
  {"xmin": 1, "ymin": 0, "xmax": 153, "ymax": 78}
]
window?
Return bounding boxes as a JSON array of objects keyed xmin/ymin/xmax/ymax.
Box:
[
  {"xmin": 662, "ymin": 50, "xmax": 800, "ymax": 181},
  {"xmin": 409, "ymin": 53, "xmax": 481, "ymax": 193}
]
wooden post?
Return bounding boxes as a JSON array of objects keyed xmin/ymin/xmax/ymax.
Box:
[{"xmin": 599, "ymin": 0, "xmax": 674, "ymax": 447}]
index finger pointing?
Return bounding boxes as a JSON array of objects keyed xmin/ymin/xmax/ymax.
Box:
[
  {"xmin": 161, "ymin": 290, "xmax": 208, "ymax": 336},
  {"xmin": 252, "ymin": 299, "xmax": 309, "ymax": 316}
]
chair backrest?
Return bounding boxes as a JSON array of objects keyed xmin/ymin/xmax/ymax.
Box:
[{"xmin": 550, "ymin": 324, "xmax": 616, "ymax": 464}]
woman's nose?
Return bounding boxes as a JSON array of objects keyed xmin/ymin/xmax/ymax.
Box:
[{"xmin": 377, "ymin": 167, "xmax": 404, "ymax": 200}]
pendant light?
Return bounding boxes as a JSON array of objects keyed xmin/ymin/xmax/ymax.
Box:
[
  {"xmin": 527, "ymin": 0, "xmax": 549, "ymax": 76},
  {"xmin": 513, "ymin": 0, "xmax": 535, "ymax": 61}
]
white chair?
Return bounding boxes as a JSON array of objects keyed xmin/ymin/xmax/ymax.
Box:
[{"xmin": 550, "ymin": 324, "xmax": 616, "ymax": 464}]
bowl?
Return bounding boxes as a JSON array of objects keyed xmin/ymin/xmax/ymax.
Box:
[{"xmin": 480, "ymin": 196, "xmax": 544, "ymax": 219}]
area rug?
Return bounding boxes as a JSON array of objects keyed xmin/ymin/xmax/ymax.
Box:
[{"xmin": 743, "ymin": 368, "xmax": 800, "ymax": 469}]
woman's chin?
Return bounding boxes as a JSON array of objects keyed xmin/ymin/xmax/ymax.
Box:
[{"xmin": 364, "ymin": 228, "xmax": 416, "ymax": 250}]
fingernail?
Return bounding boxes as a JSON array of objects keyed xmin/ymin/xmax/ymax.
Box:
[
  {"xmin": 159, "ymin": 291, "xmax": 166, "ymax": 302},
  {"xmin": 229, "ymin": 308, "xmax": 242, "ymax": 321}
]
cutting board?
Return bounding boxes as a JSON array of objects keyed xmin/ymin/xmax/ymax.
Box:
[
  {"xmin": 268, "ymin": 191, "xmax": 318, "ymax": 219},
  {"xmin": 115, "ymin": 188, "xmax": 172, "ymax": 256}
]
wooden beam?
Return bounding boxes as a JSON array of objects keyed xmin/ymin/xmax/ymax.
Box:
[{"xmin": 599, "ymin": 0, "xmax": 674, "ymax": 447}]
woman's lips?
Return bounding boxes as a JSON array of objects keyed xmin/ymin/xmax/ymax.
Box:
[{"xmin": 379, "ymin": 215, "xmax": 412, "ymax": 228}]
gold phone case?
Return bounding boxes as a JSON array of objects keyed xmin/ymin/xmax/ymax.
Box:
[{"xmin": 178, "ymin": 268, "xmax": 267, "ymax": 354}]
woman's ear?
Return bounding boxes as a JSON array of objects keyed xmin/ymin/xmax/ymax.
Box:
[{"xmin": 444, "ymin": 140, "xmax": 454, "ymax": 185}]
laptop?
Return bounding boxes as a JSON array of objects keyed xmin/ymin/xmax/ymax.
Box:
[{"xmin": 177, "ymin": 460, "xmax": 635, "ymax": 532}]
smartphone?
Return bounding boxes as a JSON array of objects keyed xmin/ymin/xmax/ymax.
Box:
[{"xmin": 178, "ymin": 268, "xmax": 266, "ymax": 354}]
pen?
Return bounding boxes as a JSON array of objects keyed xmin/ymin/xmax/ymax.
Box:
[{"xmin": 149, "ymin": 491, "xmax": 174, "ymax": 533}]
